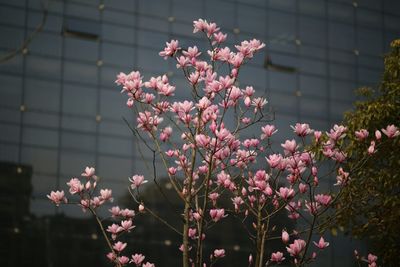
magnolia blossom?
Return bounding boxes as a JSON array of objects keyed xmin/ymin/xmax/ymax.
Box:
[
  {"xmin": 355, "ymin": 129, "xmax": 369, "ymax": 140},
  {"xmin": 113, "ymin": 241, "xmax": 127, "ymax": 252},
  {"xmin": 282, "ymin": 230, "xmax": 290, "ymax": 243},
  {"xmin": 278, "ymin": 187, "xmax": 295, "ymax": 200},
  {"xmin": 271, "ymin": 251, "xmax": 285, "ymax": 263},
  {"xmin": 213, "ymin": 249, "xmax": 225, "ymax": 258},
  {"xmin": 381, "ymin": 124, "xmax": 399, "ymax": 138},
  {"xmin": 130, "ymin": 254, "xmax": 145, "ymax": 266},
  {"xmin": 313, "ymin": 237, "xmax": 329, "ymax": 249},
  {"xmin": 129, "ymin": 175, "xmax": 148, "ymax": 189},
  {"xmin": 261, "ymin": 124, "xmax": 278, "ymax": 139},
  {"xmin": 81, "ymin": 166, "xmax": 96, "ymax": 177},
  {"xmin": 159, "ymin": 40, "xmax": 180, "ymax": 59},
  {"xmin": 287, "ymin": 239, "xmax": 306, "ymax": 257},
  {"xmin": 209, "ymin": 208, "xmax": 226, "ymax": 222},
  {"xmin": 314, "ymin": 194, "xmax": 332, "ymax": 206},
  {"xmin": 281, "ymin": 139, "xmax": 298, "ymax": 155},
  {"xmin": 291, "ymin": 123, "xmax": 313, "ymax": 137},
  {"xmin": 67, "ymin": 178, "xmax": 83, "ymax": 194},
  {"xmin": 47, "ymin": 190, "xmax": 66, "ymax": 206}
]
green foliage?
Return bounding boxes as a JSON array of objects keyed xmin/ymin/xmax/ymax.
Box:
[{"xmin": 334, "ymin": 40, "xmax": 400, "ymax": 266}]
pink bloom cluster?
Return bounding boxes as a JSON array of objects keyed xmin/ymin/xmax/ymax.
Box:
[{"xmin": 48, "ymin": 18, "xmax": 396, "ymax": 267}]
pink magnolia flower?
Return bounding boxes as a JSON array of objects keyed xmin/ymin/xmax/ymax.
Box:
[
  {"xmin": 313, "ymin": 237, "xmax": 329, "ymax": 249},
  {"xmin": 129, "ymin": 175, "xmax": 148, "ymax": 189},
  {"xmin": 107, "ymin": 223, "xmax": 122, "ymax": 240},
  {"xmin": 120, "ymin": 220, "xmax": 135, "ymax": 232},
  {"xmin": 271, "ymin": 251, "xmax": 285, "ymax": 263},
  {"xmin": 291, "ymin": 123, "xmax": 313, "ymax": 137},
  {"xmin": 327, "ymin": 124, "xmax": 347, "ymax": 142},
  {"xmin": 286, "ymin": 239, "xmax": 306, "ymax": 257},
  {"xmin": 232, "ymin": 196, "xmax": 244, "ymax": 211},
  {"xmin": 375, "ymin": 130, "xmax": 382, "ymax": 140},
  {"xmin": 107, "ymin": 252, "xmax": 116, "ymax": 262},
  {"xmin": 195, "ymin": 134, "xmax": 210, "ymax": 147},
  {"xmin": 314, "ymin": 131, "xmax": 322, "ymax": 142},
  {"xmin": 109, "ymin": 206, "xmax": 121, "ymax": 217},
  {"xmin": 278, "ymin": 187, "xmax": 295, "ymax": 200},
  {"xmin": 67, "ymin": 178, "xmax": 84, "ymax": 194},
  {"xmin": 47, "ymin": 190, "xmax": 67, "ymax": 206},
  {"xmin": 119, "ymin": 208, "xmax": 135, "ymax": 218},
  {"xmin": 213, "ymin": 32, "xmax": 227, "ymax": 44},
  {"xmin": 138, "ymin": 204, "xmax": 145, "ymax": 213},
  {"xmin": 193, "ymin": 19, "xmax": 208, "ymax": 33},
  {"xmin": 182, "ymin": 46, "xmax": 201, "ymax": 59},
  {"xmin": 159, "ymin": 40, "xmax": 180, "ymax": 59},
  {"xmin": 100, "ymin": 189, "xmax": 113, "ymax": 201},
  {"xmin": 142, "ymin": 263, "xmax": 155, "ymax": 267},
  {"xmin": 118, "ymin": 256, "xmax": 130, "ymax": 265},
  {"xmin": 160, "ymin": 126, "xmax": 173, "ymax": 142},
  {"xmin": 355, "ymin": 129, "xmax": 369, "ymax": 140},
  {"xmin": 251, "ymin": 97, "xmax": 268, "ymax": 113},
  {"xmin": 130, "ymin": 254, "xmax": 145, "ymax": 266},
  {"xmin": 281, "ymin": 139, "xmax": 298, "ymax": 155},
  {"xmin": 367, "ymin": 253, "xmax": 378, "ymax": 267},
  {"xmin": 368, "ymin": 141, "xmax": 376, "ymax": 154},
  {"xmin": 261, "ymin": 124, "xmax": 278, "ymax": 139},
  {"xmin": 314, "ymin": 194, "xmax": 332, "ymax": 206},
  {"xmin": 113, "ymin": 241, "xmax": 127, "ymax": 252},
  {"xmin": 299, "ymin": 183, "xmax": 307, "ymax": 194},
  {"xmin": 282, "ymin": 230, "xmax": 290, "ymax": 243},
  {"xmin": 209, "ymin": 208, "xmax": 226, "ymax": 222},
  {"xmin": 213, "ymin": 249, "xmax": 225, "ymax": 258},
  {"xmin": 266, "ymin": 154, "xmax": 282, "ymax": 168},
  {"xmin": 188, "ymin": 228, "xmax": 197, "ymax": 239},
  {"xmin": 81, "ymin": 166, "xmax": 96, "ymax": 177},
  {"xmin": 381, "ymin": 124, "xmax": 399, "ymax": 138}
]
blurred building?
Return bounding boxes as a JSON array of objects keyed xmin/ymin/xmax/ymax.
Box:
[{"xmin": 0, "ymin": 0, "xmax": 399, "ymax": 266}]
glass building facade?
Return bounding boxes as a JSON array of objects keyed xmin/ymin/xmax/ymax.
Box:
[{"xmin": 0, "ymin": 0, "xmax": 399, "ymax": 266}]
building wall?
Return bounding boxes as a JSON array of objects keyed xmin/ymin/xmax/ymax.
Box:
[{"xmin": 0, "ymin": 0, "xmax": 399, "ymax": 266}]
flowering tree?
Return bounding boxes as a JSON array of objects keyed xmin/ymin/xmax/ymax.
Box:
[{"xmin": 47, "ymin": 19, "xmax": 396, "ymax": 267}]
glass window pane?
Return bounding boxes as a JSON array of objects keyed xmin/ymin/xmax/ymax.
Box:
[
  {"xmin": 0, "ymin": 25, "xmax": 24, "ymax": 49},
  {"xmin": 24, "ymin": 112, "xmax": 59, "ymax": 128},
  {"xmin": 61, "ymin": 132, "xmax": 96, "ymax": 152},
  {"xmin": 238, "ymin": 4, "xmax": 266, "ymax": 36},
  {"xmin": 103, "ymin": 42, "xmax": 134, "ymax": 67},
  {"xmin": 64, "ymin": 61, "xmax": 97, "ymax": 85},
  {"xmin": 102, "ymin": 24, "xmax": 135, "ymax": 45},
  {"xmin": 63, "ymin": 84, "xmax": 97, "ymax": 116},
  {"xmin": 0, "ymin": 74, "xmax": 22, "ymax": 109},
  {"xmin": 0, "ymin": 123, "xmax": 20, "ymax": 143},
  {"xmin": 300, "ymin": 17, "xmax": 326, "ymax": 46},
  {"xmin": 358, "ymin": 28, "xmax": 382, "ymax": 55},
  {"xmin": 269, "ymin": 10, "xmax": 296, "ymax": 42},
  {"xmin": 22, "ymin": 127, "xmax": 59, "ymax": 148},
  {"xmin": 205, "ymin": 0, "xmax": 235, "ymax": 29},
  {"xmin": 300, "ymin": 75, "xmax": 327, "ymax": 98},
  {"xmin": 21, "ymin": 147, "xmax": 58, "ymax": 174},
  {"xmin": 330, "ymin": 63, "xmax": 356, "ymax": 80},
  {"xmin": 329, "ymin": 22, "xmax": 355, "ymax": 50},
  {"xmin": 0, "ymin": 5, "xmax": 25, "ymax": 26},
  {"xmin": 25, "ymin": 78, "xmax": 61, "ymax": 112},
  {"xmin": 26, "ymin": 56, "xmax": 62, "ymax": 80},
  {"xmin": 299, "ymin": 0, "xmax": 325, "ymax": 17},
  {"xmin": 65, "ymin": 38, "xmax": 98, "ymax": 62},
  {"xmin": 328, "ymin": 2, "xmax": 353, "ymax": 24},
  {"xmin": 330, "ymin": 80, "xmax": 356, "ymax": 101}
]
